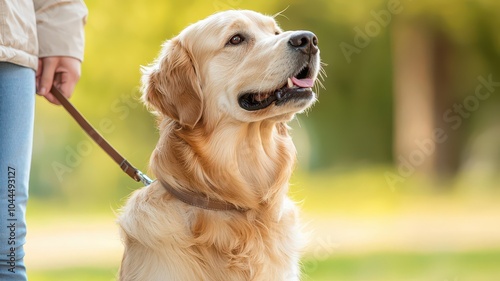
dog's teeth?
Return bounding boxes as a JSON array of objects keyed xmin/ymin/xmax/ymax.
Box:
[
  {"xmin": 287, "ymin": 78, "xmax": 293, "ymax": 88},
  {"xmin": 276, "ymin": 90, "xmax": 282, "ymax": 100}
]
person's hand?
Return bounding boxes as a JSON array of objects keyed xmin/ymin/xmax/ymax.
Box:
[{"xmin": 36, "ymin": 56, "xmax": 82, "ymax": 105}]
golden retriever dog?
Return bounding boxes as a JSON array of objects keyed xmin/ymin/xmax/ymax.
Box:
[{"xmin": 118, "ymin": 10, "xmax": 321, "ymax": 281}]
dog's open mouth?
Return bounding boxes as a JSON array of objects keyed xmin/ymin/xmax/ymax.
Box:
[{"xmin": 238, "ymin": 66, "xmax": 315, "ymax": 111}]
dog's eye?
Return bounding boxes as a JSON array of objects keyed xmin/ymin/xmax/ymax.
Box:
[
  {"xmin": 275, "ymin": 31, "xmax": 280, "ymax": 35},
  {"xmin": 228, "ymin": 34, "xmax": 244, "ymax": 45}
]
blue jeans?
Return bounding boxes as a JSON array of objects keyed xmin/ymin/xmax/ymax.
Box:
[{"xmin": 0, "ymin": 62, "xmax": 35, "ymax": 281}]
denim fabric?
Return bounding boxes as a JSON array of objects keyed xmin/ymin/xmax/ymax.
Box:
[{"xmin": 0, "ymin": 62, "xmax": 36, "ymax": 281}]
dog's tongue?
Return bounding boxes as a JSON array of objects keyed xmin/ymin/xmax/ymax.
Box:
[{"xmin": 291, "ymin": 77, "xmax": 314, "ymax": 88}]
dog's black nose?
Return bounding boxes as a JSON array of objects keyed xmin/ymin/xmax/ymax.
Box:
[{"xmin": 288, "ymin": 31, "xmax": 319, "ymax": 55}]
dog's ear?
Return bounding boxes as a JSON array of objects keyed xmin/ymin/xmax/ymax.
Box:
[{"xmin": 141, "ymin": 38, "xmax": 203, "ymax": 129}]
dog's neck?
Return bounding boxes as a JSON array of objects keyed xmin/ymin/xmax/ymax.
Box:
[{"xmin": 150, "ymin": 118, "xmax": 296, "ymax": 211}]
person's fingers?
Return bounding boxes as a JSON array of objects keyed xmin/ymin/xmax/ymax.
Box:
[
  {"xmin": 43, "ymin": 72, "xmax": 69, "ymax": 105},
  {"xmin": 38, "ymin": 57, "xmax": 58, "ymax": 97},
  {"xmin": 53, "ymin": 69, "xmax": 75, "ymax": 99},
  {"xmin": 36, "ymin": 57, "xmax": 82, "ymax": 105},
  {"xmin": 43, "ymin": 92, "xmax": 60, "ymax": 105}
]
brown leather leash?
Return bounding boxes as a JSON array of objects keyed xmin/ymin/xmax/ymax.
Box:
[
  {"xmin": 50, "ymin": 86, "xmax": 242, "ymax": 212},
  {"xmin": 50, "ymin": 86, "xmax": 153, "ymax": 186}
]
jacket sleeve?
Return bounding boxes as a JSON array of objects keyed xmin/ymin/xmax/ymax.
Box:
[{"xmin": 34, "ymin": 0, "xmax": 88, "ymax": 61}]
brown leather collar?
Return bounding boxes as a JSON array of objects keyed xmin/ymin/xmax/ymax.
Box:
[{"xmin": 159, "ymin": 180, "xmax": 247, "ymax": 212}]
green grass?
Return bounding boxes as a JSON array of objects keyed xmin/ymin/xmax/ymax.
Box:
[
  {"xmin": 302, "ymin": 251, "xmax": 500, "ymax": 281},
  {"xmin": 29, "ymin": 267, "xmax": 118, "ymax": 281},
  {"xmin": 29, "ymin": 250, "xmax": 500, "ymax": 281},
  {"xmin": 26, "ymin": 167, "xmax": 500, "ymax": 280}
]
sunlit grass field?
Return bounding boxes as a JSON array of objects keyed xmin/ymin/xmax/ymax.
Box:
[
  {"xmin": 26, "ymin": 167, "xmax": 500, "ymax": 280},
  {"xmin": 29, "ymin": 250, "xmax": 500, "ymax": 281}
]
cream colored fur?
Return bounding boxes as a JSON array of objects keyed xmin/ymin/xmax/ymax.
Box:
[{"xmin": 118, "ymin": 10, "xmax": 320, "ymax": 281}]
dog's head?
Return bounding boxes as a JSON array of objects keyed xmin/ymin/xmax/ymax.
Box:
[{"xmin": 142, "ymin": 10, "xmax": 321, "ymax": 128}]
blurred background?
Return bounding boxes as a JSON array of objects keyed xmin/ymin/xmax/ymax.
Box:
[{"xmin": 27, "ymin": 0, "xmax": 500, "ymax": 280}]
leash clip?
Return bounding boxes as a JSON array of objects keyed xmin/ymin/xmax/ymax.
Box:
[{"xmin": 135, "ymin": 170, "xmax": 154, "ymax": 186}]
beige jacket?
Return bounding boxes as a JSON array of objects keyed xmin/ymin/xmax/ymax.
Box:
[{"xmin": 0, "ymin": 0, "xmax": 88, "ymax": 71}]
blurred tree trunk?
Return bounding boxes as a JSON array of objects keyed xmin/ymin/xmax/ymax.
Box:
[
  {"xmin": 432, "ymin": 30, "xmax": 461, "ymax": 177},
  {"xmin": 392, "ymin": 20, "xmax": 459, "ymax": 182}
]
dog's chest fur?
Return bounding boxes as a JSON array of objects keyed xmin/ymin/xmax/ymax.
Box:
[{"xmin": 119, "ymin": 183, "xmax": 302, "ymax": 281}]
